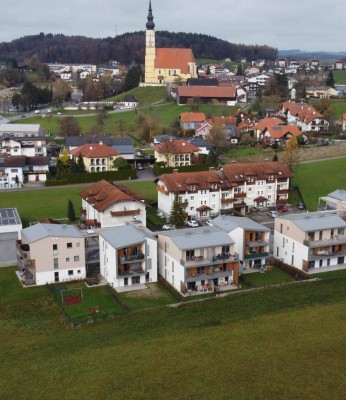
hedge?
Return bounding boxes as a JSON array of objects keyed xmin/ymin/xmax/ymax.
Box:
[
  {"xmin": 153, "ymin": 163, "xmax": 218, "ymax": 176},
  {"xmin": 46, "ymin": 169, "xmax": 137, "ymax": 186},
  {"xmin": 270, "ymin": 258, "xmax": 309, "ymax": 280}
]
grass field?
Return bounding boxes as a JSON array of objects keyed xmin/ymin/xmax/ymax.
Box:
[
  {"xmin": 292, "ymin": 158, "xmax": 346, "ymax": 211},
  {"xmin": 242, "ymin": 266, "xmax": 296, "ymax": 287},
  {"xmin": 1, "ymin": 266, "xmax": 346, "ymax": 399},
  {"xmin": 333, "ymin": 70, "xmax": 346, "ymax": 85}
]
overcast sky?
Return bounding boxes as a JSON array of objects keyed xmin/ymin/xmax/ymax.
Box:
[{"xmin": 1, "ymin": 0, "xmax": 345, "ymax": 53}]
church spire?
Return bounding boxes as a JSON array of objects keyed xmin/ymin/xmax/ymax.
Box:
[{"xmin": 146, "ymin": 0, "xmax": 155, "ymax": 30}]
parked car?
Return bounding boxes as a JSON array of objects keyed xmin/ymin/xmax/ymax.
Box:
[
  {"xmin": 297, "ymin": 202, "xmax": 305, "ymax": 210},
  {"xmin": 136, "ymin": 163, "xmax": 143, "ymax": 170},
  {"xmin": 162, "ymin": 224, "xmax": 175, "ymax": 230},
  {"xmin": 205, "ymin": 220, "xmax": 213, "ymax": 226},
  {"xmin": 187, "ymin": 220, "xmax": 199, "ymax": 227},
  {"xmin": 267, "ymin": 210, "xmax": 279, "ymax": 218},
  {"xmin": 277, "ymin": 205, "xmax": 288, "ymax": 212}
]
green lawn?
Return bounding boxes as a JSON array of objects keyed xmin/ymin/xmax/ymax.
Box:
[
  {"xmin": 50, "ymin": 282, "xmax": 125, "ymax": 323},
  {"xmin": 1, "ymin": 266, "xmax": 346, "ymax": 399},
  {"xmin": 242, "ymin": 266, "xmax": 296, "ymax": 287},
  {"xmin": 309, "ymin": 269, "xmax": 346, "ymax": 280},
  {"xmin": 121, "ymin": 180, "xmax": 157, "ymax": 204},
  {"xmin": 333, "ymin": 70, "xmax": 346, "ymax": 85},
  {"xmin": 118, "ymin": 283, "xmax": 176, "ymax": 310},
  {"xmin": 292, "ymin": 158, "xmax": 346, "ymax": 211}
]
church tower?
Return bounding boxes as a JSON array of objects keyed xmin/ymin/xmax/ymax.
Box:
[{"xmin": 144, "ymin": 1, "xmax": 156, "ymax": 84}]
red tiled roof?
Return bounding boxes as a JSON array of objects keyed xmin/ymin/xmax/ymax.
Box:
[
  {"xmin": 343, "ymin": 114, "xmax": 346, "ymax": 120},
  {"xmin": 153, "ymin": 139, "xmax": 200, "ymax": 154},
  {"xmin": 80, "ymin": 180, "xmax": 143, "ymax": 212},
  {"xmin": 196, "ymin": 205, "xmax": 212, "ymax": 211},
  {"xmin": 71, "ymin": 143, "xmax": 119, "ymax": 158},
  {"xmin": 180, "ymin": 112, "xmax": 206, "ymax": 123},
  {"xmin": 253, "ymin": 118, "xmax": 284, "ymax": 131},
  {"xmin": 222, "ymin": 162, "xmax": 292, "ymax": 183},
  {"xmin": 211, "ymin": 116, "xmax": 236, "ymax": 126},
  {"xmin": 155, "ymin": 48, "xmax": 195, "ymax": 74},
  {"xmin": 177, "ymin": 86, "xmax": 237, "ymax": 98},
  {"xmin": 266, "ymin": 125, "xmax": 301, "ymax": 139}
]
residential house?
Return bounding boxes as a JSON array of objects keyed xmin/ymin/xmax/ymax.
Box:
[
  {"xmin": 260, "ymin": 124, "xmax": 302, "ymax": 146},
  {"xmin": 0, "ymin": 155, "xmax": 50, "ymax": 187},
  {"xmin": 305, "ymin": 86, "xmax": 338, "ymax": 99},
  {"xmin": 334, "ymin": 61, "xmax": 344, "ymax": 70},
  {"xmin": 211, "ymin": 215, "xmax": 270, "ymax": 271},
  {"xmin": 246, "ymin": 74, "xmax": 270, "ymax": 87},
  {"xmin": 118, "ymin": 94, "xmax": 139, "ymax": 108},
  {"xmin": 17, "ymin": 223, "xmax": 86, "ymax": 286},
  {"xmin": 176, "ymin": 86, "xmax": 238, "ymax": 106},
  {"xmin": 153, "ymin": 139, "xmax": 200, "ymax": 167},
  {"xmin": 80, "ymin": 180, "xmax": 146, "ymax": 228},
  {"xmin": 153, "ymin": 134, "xmax": 177, "ymax": 145},
  {"xmin": 187, "ymin": 137, "xmax": 212, "ymax": 155},
  {"xmin": 99, "ymin": 225, "xmax": 157, "ymax": 288},
  {"xmin": 211, "ymin": 116, "xmax": 240, "ymax": 143},
  {"xmin": 0, "ymin": 208, "xmax": 22, "ymax": 267},
  {"xmin": 252, "ymin": 118, "xmax": 285, "ymax": 141},
  {"xmin": 70, "ymin": 143, "xmax": 119, "ymax": 172},
  {"xmin": 155, "ymin": 162, "xmax": 292, "ymax": 218},
  {"xmin": 0, "ymin": 134, "xmax": 47, "ymax": 157},
  {"xmin": 318, "ymin": 190, "xmax": 346, "ymax": 211},
  {"xmin": 179, "ymin": 112, "xmax": 206, "ymax": 130},
  {"xmin": 273, "ymin": 212, "xmax": 346, "ymax": 272},
  {"xmin": 158, "ymin": 226, "xmax": 239, "ymax": 294},
  {"xmin": 195, "ymin": 122, "xmax": 212, "ymax": 139},
  {"xmin": 60, "ymin": 70, "xmax": 73, "ymax": 81}
]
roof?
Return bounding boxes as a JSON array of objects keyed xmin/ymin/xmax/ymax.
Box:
[
  {"xmin": 180, "ymin": 112, "xmax": 206, "ymax": 123},
  {"xmin": 0, "ymin": 208, "xmax": 21, "ymax": 226},
  {"xmin": 177, "ymin": 86, "xmax": 237, "ymax": 99},
  {"xmin": 99, "ymin": 225, "xmax": 146, "ymax": 248},
  {"xmin": 22, "ymin": 223, "xmax": 83, "ymax": 243},
  {"xmin": 0, "ymin": 124, "xmax": 42, "ymax": 133},
  {"xmin": 71, "ymin": 143, "xmax": 119, "ymax": 158},
  {"xmin": 155, "ymin": 48, "xmax": 195, "ymax": 74},
  {"xmin": 153, "ymin": 139, "xmax": 200, "ymax": 155},
  {"xmin": 0, "ymin": 155, "xmax": 50, "ymax": 167},
  {"xmin": 159, "ymin": 226, "xmax": 234, "ymax": 251},
  {"xmin": 153, "ymin": 134, "xmax": 177, "ymax": 144},
  {"xmin": 211, "ymin": 116, "xmax": 236, "ymax": 126},
  {"xmin": 326, "ymin": 189, "xmax": 346, "ymax": 202},
  {"xmin": 80, "ymin": 180, "xmax": 143, "ymax": 212},
  {"xmin": 187, "ymin": 137, "xmax": 213, "ymax": 149},
  {"xmin": 212, "ymin": 215, "xmax": 270, "ymax": 232},
  {"xmin": 222, "ymin": 162, "xmax": 293, "ymax": 183},
  {"xmin": 0, "ymin": 116, "xmax": 9, "ymax": 124},
  {"xmin": 277, "ymin": 212, "xmax": 346, "ymax": 232},
  {"xmin": 122, "ymin": 94, "xmax": 139, "ymax": 103},
  {"xmin": 253, "ymin": 118, "xmax": 284, "ymax": 131},
  {"xmin": 265, "ymin": 125, "xmax": 301, "ymax": 139},
  {"xmin": 157, "ymin": 170, "xmax": 230, "ymax": 192}
]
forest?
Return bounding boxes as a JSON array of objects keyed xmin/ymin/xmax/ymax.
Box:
[{"xmin": 0, "ymin": 31, "xmax": 278, "ymax": 65}]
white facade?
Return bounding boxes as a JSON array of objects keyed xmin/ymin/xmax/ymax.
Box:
[{"xmin": 99, "ymin": 225, "xmax": 157, "ymax": 288}]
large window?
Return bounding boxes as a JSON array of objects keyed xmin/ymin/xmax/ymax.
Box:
[
  {"xmin": 53, "ymin": 258, "xmax": 59, "ymax": 269},
  {"xmin": 53, "ymin": 244, "xmax": 58, "ymax": 255}
]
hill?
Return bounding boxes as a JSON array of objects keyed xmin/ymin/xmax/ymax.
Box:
[{"xmin": 0, "ymin": 31, "xmax": 278, "ymax": 65}]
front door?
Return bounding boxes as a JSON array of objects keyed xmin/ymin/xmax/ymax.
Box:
[
  {"xmin": 124, "ymin": 277, "xmax": 128, "ymax": 286},
  {"xmin": 54, "ymin": 272, "xmax": 59, "ymax": 283}
]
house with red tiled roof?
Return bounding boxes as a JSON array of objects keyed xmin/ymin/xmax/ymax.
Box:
[
  {"xmin": 153, "ymin": 139, "xmax": 200, "ymax": 167},
  {"xmin": 176, "ymin": 86, "xmax": 238, "ymax": 105},
  {"xmin": 155, "ymin": 162, "xmax": 292, "ymax": 218},
  {"xmin": 252, "ymin": 118, "xmax": 285, "ymax": 140},
  {"xmin": 179, "ymin": 112, "xmax": 206, "ymax": 130},
  {"xmin": 143, "ymin": 2, "xmax": 197, "ymax": 85},
  {"xmin": 80, "ymin": 180, "xmax": 146, "ymax": 228},
  {"xmin": 261, "ymin": 125, "xmax": 303, "ymax": 146},
  {"xmin": 71, "ymin": 143, "xmax": 119, "ymax": 173}
]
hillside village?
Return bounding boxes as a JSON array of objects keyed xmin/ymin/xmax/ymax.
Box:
[{"xmin": 1, "ymin": 2, "xmax": 346, "ymax": 296}]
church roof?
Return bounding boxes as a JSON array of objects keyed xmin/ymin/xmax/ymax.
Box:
[{"xmin": 155, "ymin": 48, "xmax": 195, "ymax": 74}]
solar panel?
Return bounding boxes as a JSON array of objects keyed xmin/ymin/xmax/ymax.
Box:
[{"xmin": 0, "ymin": 208, "xmax": 21, "ymax": 226}]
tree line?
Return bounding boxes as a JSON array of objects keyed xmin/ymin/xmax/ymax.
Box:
[{"xmin": 0, "ymin": 31, "xmax": 278, "ymax": 65}]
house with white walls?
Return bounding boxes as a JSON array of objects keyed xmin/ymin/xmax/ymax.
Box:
[
  {"xmin": 273, "ymin": 212, "xmax": 346, "ymax": 272},
  {"xmin": 158, "ymin": 226, "xmax": 239, "ymax": 294},
  {"xmin": 99, "ymin": 225, "xmax": 157, "ymax": 288}
]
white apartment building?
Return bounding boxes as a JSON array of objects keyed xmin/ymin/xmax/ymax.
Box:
[
  {"xmin": 99, "ymin": 225, "xmax": 157, "ymax": 288},
  {"xmin": 274, "ymin": 212, "xmax": 346, "ymax": 272}
]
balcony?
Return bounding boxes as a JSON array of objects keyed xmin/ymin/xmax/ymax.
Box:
[
  {"xmin": 305, "ymin": 235, "xmax": 346, "ymax": 248},
  {"xmin": 119, "ymin": 252, "xmax": 145, "ymax": 264},
  {"xmin": 118, "ymin": 267, "xmax": 145, "ymax": 276},
  {"xmin": 234, "ymin": 192, "xmax": 246, "ymax": 199},
  {"xmin": 186, "ymin": 266, "xmax": 236, "ymax": 282},
  {"xmin": 181, "ymin": 253, "xmax": 238, "ymax": 267},
  {"xmin": 246, "ymin": 240, "xmax": 269, "ymax": 248},
  {"xmin": 221, "ymin": 198, "xmax": 235, "ymax": 204},
  {"xmin": 277, "ymin": 188, "xmax": 289, "ymax": 194},
  {"xmin": 244, "ymin": 251, "xmax": 269, "ymax": 260}
]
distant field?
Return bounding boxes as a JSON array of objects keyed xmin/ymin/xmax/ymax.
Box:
[
  {"xmin": 333, "ymin": 70, "xmax": 346, "ymax": 84},
  {"xmin": 1, "ymin": 266, "xmax": 346, "ymax": 400},
  {"xmin": 292, "ymin": 157, "xmax": 346, "ymax": 210}
]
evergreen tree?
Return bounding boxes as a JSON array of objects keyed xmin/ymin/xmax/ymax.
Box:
[
  {"xmin": 272, "ymin": 152, "xmax": 278, "ymax": 162},
  {"xmin": 77, "ymin": 153, "xmax": 86, "ymax": 172},
  {"xmin": 169, "ymin": 192, "xmax": 186, "ymax": 226},
  {"xmin": 67, "ymin": 199, "xmax": 76, "ymax": 222},
  {"xmin": 69, "ymin": 157, "xmax": 79, "ymax": 173},
  {"xmin": 326, "ymin": 71, "xmax": 335, "ymax": 88},
  {"xmin": 123, "ymin": 64, "xmax": 142, "ymax": 91}
]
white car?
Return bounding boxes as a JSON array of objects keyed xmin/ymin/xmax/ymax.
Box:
[
  {"xmin": 162, "ymin": 224, "xmax": 175, "ymax": 230},
  {"xmin": 267, "ymin": 210, "xmax": 279, "ymax": 218},
  {"xmin": 187, "ymin": 220, "xmax": 199, "ymax": 227},
  {"xmin": 205, "ymin": 220, "xmax": 213, "ymax": 226}
]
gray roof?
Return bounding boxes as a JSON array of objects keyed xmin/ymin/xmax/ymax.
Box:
[
  {"xmin": 0, "ymin": 116, "xmax": 9, "ymax": 124},
  {"xmin": 212, "ymin": 215, "xmax": 270, "ymax": 232},
  {"xmin": 159, "ymin": 226, "xmax": 234, "ymax": 250},
  {"xmin": 22, "ymin": 223, "xmax": 83, "ymax": 243},
  {"xmin": 0, "ymin": 124, "xmax": 42, "ymax": 133},
  {"xmin": 111, "ymin": 144, "xmax": 135, "ymax": 155},
  {"xmin": 65, "ymin": 136, "xmax": 135, "ymax": 154},
  {"xmin": 327, "ymin": 189, "xmax": 346, "ymax": 202},
  {"xmin": 277, "ymin": 212, "xmax": 346, "ymax": 232},
  {"xmin": 99, "ymin": 225, "xmax": 146, "ymax": 248},
  {"xmin": 188, "ymin": 137, "xmax": 213, "ymax": 149}
]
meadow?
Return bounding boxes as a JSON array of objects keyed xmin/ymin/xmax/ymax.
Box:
[{"xmin": 1, "ymin": 266, "xmax": 346, "ymax": 400}]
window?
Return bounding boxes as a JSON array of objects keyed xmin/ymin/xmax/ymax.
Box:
[
  {"xmin": 190, "ymin": 196, "xmax": 194, "ymax": 200},
  {"xmin": 76, "ymin": 242, "xmax": 80, "ymax": 248},
  {"xmin": 74, "ymin": 255, "xmax": 79, "ymax": 262},
  {"xmin": 68, "ymin": 270, "xmax": 74, "ymax": 276},
  {"xmin": 190, "ymin": 207, "xmax": 194, "ymax": 211},
  {"xmin": 67, "ymin": 242, "xmax": 72, "ymax": 249},
  {"xmin": 53, "ymin": 244, "xmax": 58, "ymax": 255},
  {"xmin": 66, "ymin": 257, "xmax": 70, "ymax": 262},
  {"xmin": 53, "ymin": 258, "xmax": 58, "ymax": 269}
]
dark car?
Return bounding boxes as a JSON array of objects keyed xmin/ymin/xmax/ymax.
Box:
[
  {"xmin": 297, "ymin": 202, "xmax": 305, "ymax": 210},
  {"xmin": 277, "ymin": 205, "xmax": 288, "ymax": 212}
]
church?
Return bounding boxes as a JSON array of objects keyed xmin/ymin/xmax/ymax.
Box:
[{"xmin": 143, "ymin": 1, "xmax": 198, "ymax": 85}]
